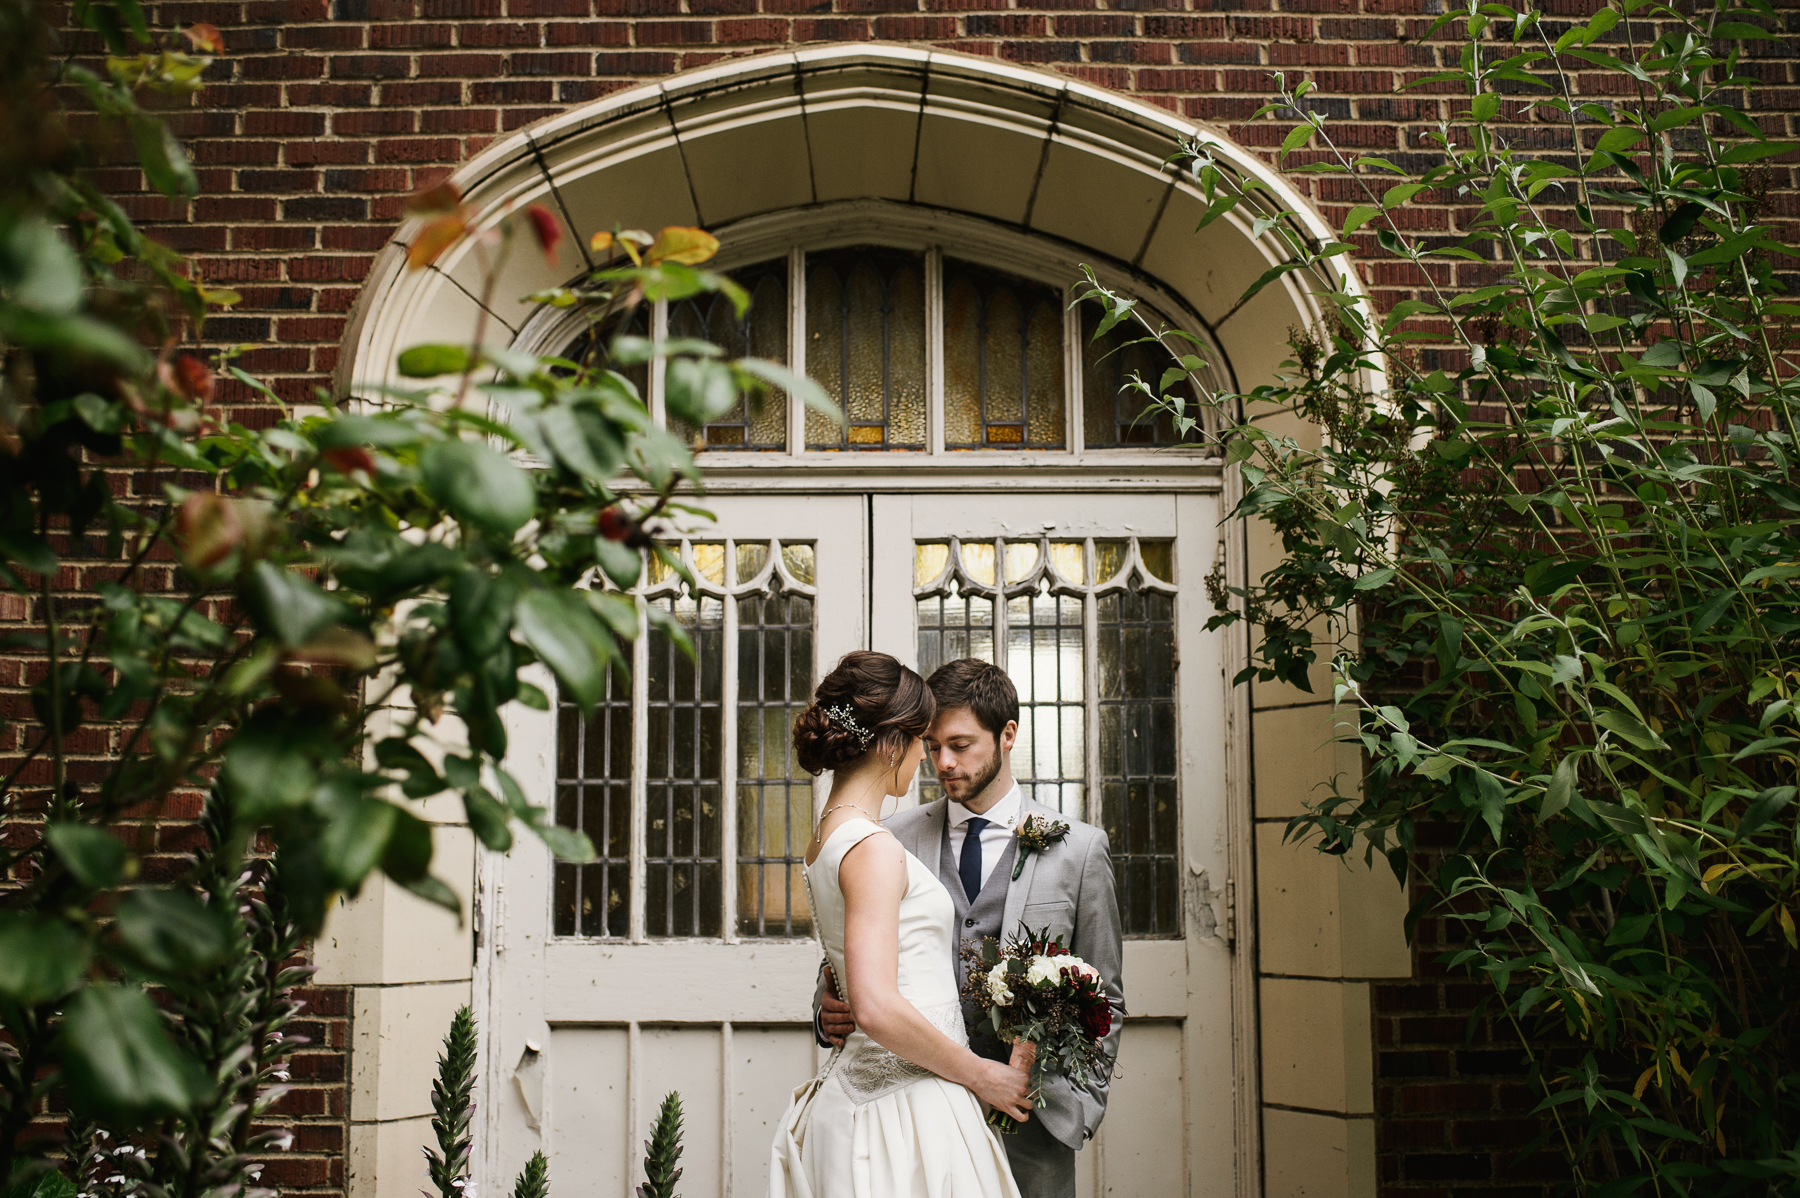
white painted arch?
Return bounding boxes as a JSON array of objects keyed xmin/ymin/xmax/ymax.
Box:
[{"xmin": 338, "ymin": 42, "xmax": 1362, "ymax": 424}]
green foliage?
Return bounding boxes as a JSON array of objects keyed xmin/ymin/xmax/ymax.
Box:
[
  {"xmin": 1, "ymin": 0, "xmax": 815, "ymax": 1188},
  {"xmin": 1087, "ymin": 0, "xmax": 1800, "ymax": 1188},
  {"xmin": 425, "ymin": 1008, "xmax": 478, "ymax": 1198},
  {"xmin": 637, "ymin": 1092, "xmax": 684, "ymax": 1198},
  {"xmin": 510, "ymin": 1152, "xmax": 550, "ymax": 1198}
]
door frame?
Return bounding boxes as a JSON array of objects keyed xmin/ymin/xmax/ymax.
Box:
[{"xmin": 472, "ymin": 480, "xmax": 1257, "ymax": 1198}]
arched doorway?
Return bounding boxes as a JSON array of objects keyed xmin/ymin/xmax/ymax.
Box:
[{"xmin": 329, "ymin": 44, "xmax": 1392, "ymax": 1198}]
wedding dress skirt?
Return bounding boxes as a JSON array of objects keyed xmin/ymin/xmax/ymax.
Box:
[{"xmin": 768, "ymin": 818, "xmax": 1020, "ymax": 1198}]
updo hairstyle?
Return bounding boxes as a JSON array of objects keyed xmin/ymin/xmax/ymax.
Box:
[{"xmin": 792, "ymin": 651, "xmax": 935, "ymax": 776}]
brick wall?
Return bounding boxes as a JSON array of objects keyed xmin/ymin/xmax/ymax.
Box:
[{"xmin": 27, "ymin": 0, "xmax": 1800, "ymax": 1194}]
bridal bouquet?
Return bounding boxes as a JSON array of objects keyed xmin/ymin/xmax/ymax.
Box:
[{"xmin": 963, "ymin": 926, "xmax": 1114, "ymax": 1133}]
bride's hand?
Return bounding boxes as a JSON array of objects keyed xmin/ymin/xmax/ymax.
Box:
[{"xmin": 970, "ymin": 1059, "xmax": 1032, "ymax": 1122}]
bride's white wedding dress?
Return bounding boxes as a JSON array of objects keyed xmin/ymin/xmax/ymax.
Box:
[{"xmin": 768, "ymin": 817, "xmax": 1021, "ymax": 1198}]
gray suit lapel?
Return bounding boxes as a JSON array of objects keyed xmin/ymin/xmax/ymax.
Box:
[{"xmin": 1001, "ymin": 798, "xmax": 1060, "ymax": 937}]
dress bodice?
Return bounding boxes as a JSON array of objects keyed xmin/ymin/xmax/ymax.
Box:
[{"xmin": 803, "ymin": 818, "xmax": 967, "ymax": 1103}]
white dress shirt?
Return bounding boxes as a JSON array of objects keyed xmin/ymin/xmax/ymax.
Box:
[{"xmin": 946, "ymin": 783, "xmax": 1023, "ymax": 889}]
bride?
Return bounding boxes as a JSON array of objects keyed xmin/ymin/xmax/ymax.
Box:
[{"xmin": 769, "ymin": 651, "xmax": 1029, "ymax": 1198}]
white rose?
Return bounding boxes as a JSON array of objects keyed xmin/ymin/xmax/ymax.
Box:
[
  {"xmin": 1024, "ymin": 955, "xmax": 1061, "ymax": 988},
  {"xmin": 1060, "ymin": 956, "xmax": 1099, "ymax": 984},
  {"xmin": 986, "ymin": 963, "xmax": 1015, "ymax": 1006}
]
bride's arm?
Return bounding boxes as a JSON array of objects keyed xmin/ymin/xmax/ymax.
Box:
[{"xmin": 839, "ymin": 833, "xmax": 1033, "ymax": 1121}]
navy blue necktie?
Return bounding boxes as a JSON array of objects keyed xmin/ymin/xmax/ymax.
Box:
[{"xmin": 959, "ymin": 817, "xmax": 989, "ymax": 903}]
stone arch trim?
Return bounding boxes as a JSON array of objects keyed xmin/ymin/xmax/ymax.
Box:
[{"xmin": 338, "ymin": 42, "xmax": 1364, "ymax": 407}]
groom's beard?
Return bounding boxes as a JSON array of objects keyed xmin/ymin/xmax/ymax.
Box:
[{"xmin": 939, "ymin": 747, "xmax": 1003, "ymax": 807}]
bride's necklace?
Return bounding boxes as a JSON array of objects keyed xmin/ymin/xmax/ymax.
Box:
[{"xmin": 818, "ymin": 800, "xmax": 879, "ymax": 823}]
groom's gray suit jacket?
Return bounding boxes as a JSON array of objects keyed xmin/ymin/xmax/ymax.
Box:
[{"xmin": 816, "ymin": 795, "xmax": 1125, "ymax": 1152}]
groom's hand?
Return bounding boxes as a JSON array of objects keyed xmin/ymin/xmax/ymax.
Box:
[{"xmin": 819, "ymin": 965, "xmax": 855, "ymax": 1047}]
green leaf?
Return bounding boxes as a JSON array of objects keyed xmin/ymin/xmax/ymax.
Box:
[
  {"xmin": 43, "ymin": 821, "xmax": 129, "ymax": 889},
  {"xmin": 1718, "ymin": 141, "xmax": 1796, "ymax": 165},
  {"xmin": 1592, "ymin": 126, "xmax": 1645, "ymax": 157},
  {"xmin": 376, "ymin": 737, "xmax": 447, "ymax": 799},
  {"xmin": 1470, "ymin": 92, "xmax": 1500, "ymax": 122},
  {"xmin": 61, "ymin": 985, "xmax": 211, "ymax": 1124},
  {"xmin": 0, "ymin": 217, "xmax": 84, "ymax": 315},
  {"xmin": 381, "ymin": 807, "xmax": 435, "ymax": 884},
  {"xmin": 1474, "ymin": 771, "xmax": 1506, "ymax": 843},
  {"xmin": 513, "ymin": 588, "xmax": 616, "ymax": 713},
  {"xmin": 419, "ymin": 440, "xmax": 535, "ymax": 538},
  {"xmin": 0, "ymin": 913, "xmax": 91, "ymax": 1005},
  {"xmin": 735, "ymin": 358, "xmax": 839, "ymax": 428},
  {"xmin": 1382, "ymin": 183, "xmax": 1428, "ymax": 209},
  {"xmin": 1712, "ymin": 20, "xmax": 1777, "ymax": 37},
  {"xmin": 533, "ymin": 821, "xmax": 596, "ymax": 862},
  {"xmin": 127, "ymin": 115, "xmax": 196, "ymax": 198},
  {"xmin": 321, "ymin": 798, "xmax": 398, "ymax": 889},
  {"xmin": 1542, "ymin": 756, "xmax": 1576, "ymax": 823},
  {"xmin": 1737, "ymin": 786, "xmax": 1794, "ymax": 839},
  {"xmin": 1342, "ymin": 205, "xmax": 1382, "ymax": 237},
  {"xmin": 463, "ymin": 787, "xmax": 514, "ymax": 852},
  {"xmin": 220, "ymin": 710, "xmax": 332, "ymax": 821},
  {"xmin": 1594, "ymin": 708, "xmax": 1665, "ymax": 750},
  {"xmin": 1280, "ymin": 123, "xmax": 1317, "ymax": 157},
  {"xmin": 114, "ymin": 888, "xmax": 233, "ymax": 975},
  {"xmin": 243, "ymin": 560, "xmax": 351, "ymax": 649},
  {"xmin": 595, "ymin": 536, "xmax": 642, "ymax": 590},
  {"xmin": 1658, "ymin": 201, "xmax": 1705, "ymax": 245},
  {"xmin": 1354, "ymin": 568, "xmax": 1396, "ymax": 590},
  {"xmin": 396, "ymin": 344, "xmax": 473, "ymax": 378},
  {"xmin": 665, "ymin": 357, "xmax": 739, "ymax": 425}
]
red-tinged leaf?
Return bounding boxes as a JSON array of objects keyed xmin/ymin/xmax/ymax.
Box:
[
  {"xmin": 175, "ymin": 492, "xmax": 243, "ymax": 572},
  {"xmin": 322, "ymin": 446, "xmax": 377, "ymax": 477},
  {"xmin": 589, "ymin": 230, "xmax": 614, "ymax": 254},
  {"xmin": 407, "ymin": 214, "xmax": 465, "ymax": 270},
  {"xmin": 183, "ymin": 22, "xmax": 223, "ymax": 52},
  {"xmin": 524, "ymin": 204, "xmax": 563, "ymax": 264},
  {"xmin": 165, "ymin": 352, "xmax": 214, "ymax": 403},
  {"xmin": 644, "ymin": 226, "xmax": 719, "ymax": 266},
  {"xmin": 406, "ymin": 181, "xmax": 462, "ymax": 217}
]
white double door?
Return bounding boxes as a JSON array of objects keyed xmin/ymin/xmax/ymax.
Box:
[{"xmin": 478, "ymin": 489, "xmax": 1237, "ymax": 1198}]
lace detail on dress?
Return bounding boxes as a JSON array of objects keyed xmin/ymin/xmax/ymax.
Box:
[{"xmin": 830, "ymin": 999, "xmax": 968, "ymax": 1105}]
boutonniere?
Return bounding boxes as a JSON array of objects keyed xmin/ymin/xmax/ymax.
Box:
[{"xmin": 1012, "ymin": 815, "xmax": 1071, "ymax": 880}]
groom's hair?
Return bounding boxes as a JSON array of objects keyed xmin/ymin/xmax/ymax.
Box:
[{"xmin": 925, "ymin": 659, "xmax": 1018, "ymax": 738}]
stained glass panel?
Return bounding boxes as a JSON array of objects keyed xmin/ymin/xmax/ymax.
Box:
[
  {"xmin": 944, "ymin": 259, "xmax": 1066, "ymax": 450},
  {"xmin": 1080, "ymin": 301, "xmax": 1192, "ymax": 449},
  {"xmin": 668, "ymin": 259, "xmax": 789, "ymax": 451},
  {"xmin": 804, "ymin": 247, "xmax": 927, "ymax": 450}
]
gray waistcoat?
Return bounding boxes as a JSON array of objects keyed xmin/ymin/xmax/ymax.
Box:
[{"xmin": 940, "ymin": 825, "xmax": 1018, "ymax": 1064}]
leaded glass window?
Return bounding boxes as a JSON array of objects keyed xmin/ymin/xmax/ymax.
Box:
[
  {"xmin": 552, "ymin": 539, "xmax": 818, "ymax": 941},
  {"xmin": 943, "ymin": 259, "xmax": 1066, "ymax": 449},
  {"xmin": 914, "ymin": 536, "xmax": 1180, "ymax": 937},
  {"xmin": 554, "ymin": 674, "xmax": 632, "ymax": 937},
  {"xmin": 804, "ymin": 246, "xmax": 927, "ymax": 451},
  {"xmin": 669, "ymin": 258, "xmax": 789, "ymax": 451},
  {"xmin": 1080, "ymin": 302, "xmax": 1192, "ymax": 448},
  {"xmin": 548, "ymin": 242, "xmax": 1216, "ymax": 455}
]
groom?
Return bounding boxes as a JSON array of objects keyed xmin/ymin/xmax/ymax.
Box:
[{"xmin": 814, "ymin": 658, "xmax": 1125, "ymax": 1198}]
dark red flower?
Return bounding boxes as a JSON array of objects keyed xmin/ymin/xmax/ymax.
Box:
[
  {"xmin": 599, "ymin": 506, "xmax": 634, "ymax": 542},
  {"xmin": 525, "ymin": 204, "xmax": 563, "ymax": 264}
]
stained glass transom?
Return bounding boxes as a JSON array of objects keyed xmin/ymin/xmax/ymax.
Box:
[
  {"xmin": 1081, "ymin": 301, "xmax": 1194, "ymax": 448},
  {"xmin": 669, "ymin": 258, "xmax": 788, "ymax": 451},
  {"xmin": 804, "ymin": 247, "xmax": 927, "ymax": 450},
  {"xmin": 943, "ymin": 259, "xmax": 1066, "ymax": 449},
  {"xmin": 914, "ymin": 537, "xmax": 1180, "ymax": 937}
]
